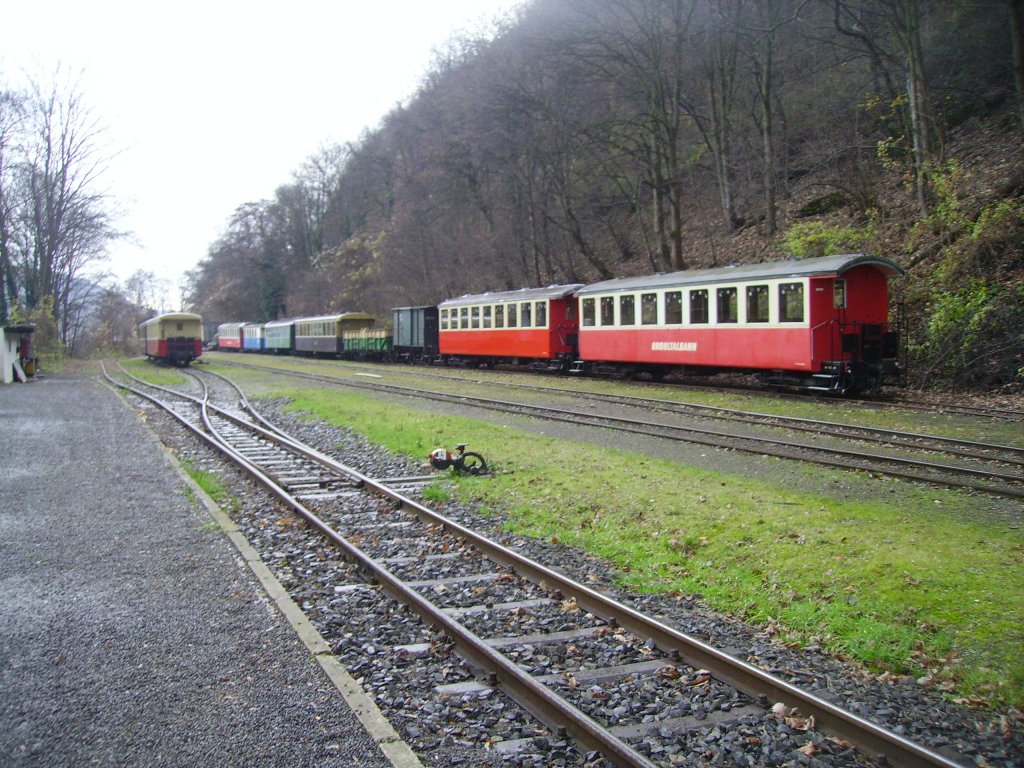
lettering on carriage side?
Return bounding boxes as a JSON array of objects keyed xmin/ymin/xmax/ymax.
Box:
[{"xmin": 651, "ymin": 341, "xmax": 698, "ymax": 352}]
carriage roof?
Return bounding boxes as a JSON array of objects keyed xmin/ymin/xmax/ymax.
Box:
[
  {"xmin": 293, "ymin": 312, "xmax": 375, "ymax": 324},
  {"xmin": 438, "ymin": 284, "xmax": 585, "ymax": 308},
  {"xmin": 574, "ymin": 254, "xmax": 904, "ymax": 296},
  {"xmin": 141, "ymin": 312, "xmax": 202, "ymax": 328}
]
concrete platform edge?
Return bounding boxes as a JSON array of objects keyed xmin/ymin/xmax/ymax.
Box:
[{"xmin": 112, "ymin": 381, "xmax": 424, "ymax": 768}]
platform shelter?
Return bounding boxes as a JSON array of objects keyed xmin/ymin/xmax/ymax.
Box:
[{"xmin": 1, "ymin": 324, "xmax": 37, "ymax": 384}]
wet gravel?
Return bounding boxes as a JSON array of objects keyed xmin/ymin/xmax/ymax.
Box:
[
  {"xmin": 0, "ymin": 378, "xmax": 392, "ymax": 768},
  {"xmin": 150, "ymin": 391, "xmax": 1022, "ymax": 768}
]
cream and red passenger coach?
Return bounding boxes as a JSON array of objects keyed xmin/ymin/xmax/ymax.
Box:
[
  {"xmin": 438, "ymin": 284, "xmax": 584, "ymax": 368},
  {"xmin": 574, "ymin": 253, "xmax": 903, "ymax": 392},
  {"xmin": 140, "ymin": 312, "xmax": 204, "ymax": 366}
]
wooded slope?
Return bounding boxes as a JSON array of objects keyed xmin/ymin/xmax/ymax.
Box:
[{"xmin": 188, "ymin": 0, "xmax": 1024, "ymax": 390}]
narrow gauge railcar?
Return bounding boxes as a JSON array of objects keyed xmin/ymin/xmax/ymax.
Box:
[
  {"xmin": 293, "ymin": 313, "xmax": 375, "ymax": 356},
  {"xmin": 392, "ymin": 306, "xmax": 439, "ymax": 363},
  {"xmin": 263, "ymin": 319, "xmax": 295, "ymax": 354},
  {"xmin": 216, "ymin": 322, "xmax": 246, "ymax": 351},
  {"xmin": 242, "ymin": 323, "xmax": 265, "ymax": 352},
  {"xmin": 438, "ymin": 284, "xmax": 584, "ymax": 369},
  {"xmin": 342, "ymin": 327, "xmax": 392, "ymax": 360},
  {"xmin": 573, "ymin": 253, "xmax": 903, "ymax": 393},
  {"xmin": 140, "ymin": 312, "xmax": 204, "ymax": 366}
]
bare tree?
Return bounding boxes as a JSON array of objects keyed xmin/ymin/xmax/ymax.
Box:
[
  {"xmin": 832, "ymin": 0, "xmax": 942, "ymax": 217},
  {"xmin": 0, "ymin": 86, "xmax": 26, "ymax": 321},
  {"xmin": 567, "ymin": 0, "xmax": 697, "ymax": 270},
  {"xmin": 13, "ymin": 71, "xmax": 119, "ymax": 343},
  {"xmin": 1008, "ymin": 0, "xmax": 1024, "ymax": 142}
]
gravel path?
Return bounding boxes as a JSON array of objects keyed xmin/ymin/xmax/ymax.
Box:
[{"xmin": 0, "ymin": 376, "xmax": 397, "ymax": 767}]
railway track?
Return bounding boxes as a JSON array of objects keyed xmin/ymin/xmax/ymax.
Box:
[
  {"xmin": 213, "ymin": 357, "xmax": 1024, "ymax": 500},
  {"xmin": 251, "ymin": 354, "xmax": 1023, "ymax": 424},
  {"xmin": 103, "ymin": 362, "xmax": 973, "ymax": 768}
]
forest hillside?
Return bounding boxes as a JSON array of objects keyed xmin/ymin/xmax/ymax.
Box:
[{"xmin": 187, "ymin": 0, "xmax": 1024, "ymax": 392}]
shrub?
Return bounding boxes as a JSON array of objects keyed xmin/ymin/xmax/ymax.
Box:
[
  {"xmin": 783, "ymin": 220, "xmax": 874, "ymax": 259},
  {"xmin": 909, "ymin": 280, "xmax": 1024, "ymax": 389}
]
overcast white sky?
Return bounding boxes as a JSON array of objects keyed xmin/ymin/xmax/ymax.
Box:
[{"xmin": 3, "ymin": 0, "xmax": 520, "ymax": 308}]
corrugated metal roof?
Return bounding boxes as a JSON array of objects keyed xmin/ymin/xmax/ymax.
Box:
[{"xmin": 574, "ymin": 254, "xmax": 904, "ymax": 295}]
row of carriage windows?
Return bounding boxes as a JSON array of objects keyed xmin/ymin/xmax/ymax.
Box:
[
  {"xmin": 581, "ymin": 282, "xmax": 805, "ymax": 327},
  {"xmin": 296, "ymin": 321, "xmax": 336, "ymax": 336},
  {"xmin": 441, "ymin": 300, "xmax": 549, "ymax": 331}
]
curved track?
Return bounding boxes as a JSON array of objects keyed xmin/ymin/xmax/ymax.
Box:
[
  {"xmin": 213, "ymin": 357, "xmax": 1024, "ymax": 500},
  {"xmin": 103, "ymin": 363, "xmax": 970, "ymax": 768}
]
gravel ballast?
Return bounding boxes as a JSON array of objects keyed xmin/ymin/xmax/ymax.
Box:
[{"xmin": 0, "ymin": 376, "xmax": 398, "ymax": 767}]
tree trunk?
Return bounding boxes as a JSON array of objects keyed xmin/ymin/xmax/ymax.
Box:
[
  {"xmin": 904, "ymin": 0, "xmax": 931, "ymax": 217},
  {"xmin": 759, "ymin": 20, "xmax": 777, "ymax": 238},
  {"xmin": 1009, "ymin": 0, "xmax": 1024, "ymax": 143}
]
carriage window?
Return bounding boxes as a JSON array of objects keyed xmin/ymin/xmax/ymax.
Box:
[
  {"xmin": 780, "ymin": 283, "xmax": 805, "ymax": 322},
  {"xmin": 600, "ymin": 297, "xmax": 615, "ymax": 326},
  {"xmin": 535, "ymin": 301, "xmax": 547, "ymax": 327},
  {"xmin": 717, "ymin": 287, "xmax": 738, "ymax": 323},
  {"xmin": 460, "ymin": 307, "xmax": 469, "ymax": 328},
  {"xmin": 690, "ymin": 289, "xmax": 709, "ymax": 324},
  {"xmin": 471, "ymin": 306, "xmax": 480, "ymax": 329},
  {"xmin": 507, "ymin": 303, "xmax": 518, "ymax": 327},
  {"xmin": 176, "ymin": 322, "xmax": 183, "ymax": 331},
  {"xmin": 495, "ymin": 305, "xmax": 504, "ymax": 328},
  {"xmin": 520, "ymin": 302, "xmax": 532, "ymax": 327},
  {"xmin": 665, "ymin": 291, "xmax": 683, "ymax": 324},
  {"xmin": 581, "ymin": 298, "xmax": 596, "ymax": 327},
  {"xmin": 833, "ymin": 279, "xmax": 846, "ymax": 309},
  {"xmin": 483, "ymin": 305, "xmax": 492, "ymax": 329},
  {"xmin": 746, "ymin": 285, "xmax": 769, "ymax": 323},
  {"xmin": 641, "ymin": 293, "xmax": 658, "ymax": 325},
  {"xmin": 440, "ymin": 309, "xmax": 449, "ymax": 330},
  {"xmin": 619, "ymin": 295, "xmax": 635, "ymax": 326}
]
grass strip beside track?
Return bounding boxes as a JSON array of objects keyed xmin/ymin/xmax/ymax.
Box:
[{"xmin": 250, "ymin": 383, "xmax": 1023, "ymax": 710}]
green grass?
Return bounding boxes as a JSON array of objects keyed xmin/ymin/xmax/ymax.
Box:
[
  {"xmin": 204, "ymin": 351, "xmax": 1024, "ymax": 447},
  {"xmin": 237, "ymin": 379, "xmax": 1023, "ymax": 707},
  {"xmin": 180, "ymin": 458, "xmax": 237, "ymax": 512},
  {"xmin": 119, "ymin": 357, "xmax": 192, "ymax": 387}
]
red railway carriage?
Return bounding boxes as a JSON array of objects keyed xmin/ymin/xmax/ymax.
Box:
[
  {"xmin": 574, "ymin": 254, "xmax": 903, "ymax": 393},
  {"xmin": 215, "ymin": 322, "xmax": 246, "ymax": 351},
  {"xmin": 438, "ymin": 284, "xmax": 584, "ymax": 368},
  {"xmin": 140, "ymin": 312, "xmax": 204, "ymax": 366}
]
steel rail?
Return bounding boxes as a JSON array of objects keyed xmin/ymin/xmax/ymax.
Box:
[
  {"xmin": 211, "ymin": 359, "xmax": 1024, "ymax": 498},
  {"xmin": 192, "ymin": 365, "xmax": 969, "ymax": 768},
  {"xmin": 300, "ymin": 358, "xmax": 1024, "ymax": 461},
  {"xmin": 108, "ymin": 364, "xmax": 969, "ymax": 767},
  {"xmin": 102, "ymin": 365, "xmax": 658, "ymax": 768},
  {"xmin": 214, "ymin": 357, "xmax": 1024, "ymax": 471}
]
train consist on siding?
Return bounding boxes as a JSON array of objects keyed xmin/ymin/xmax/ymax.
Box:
[
  {"xmin": 211, "ymin": 253, "xmax": 904, "ymax": 395},
  {"xmin": 139, "ymin": 312, "xmax": 205, "ymax": 366}
]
